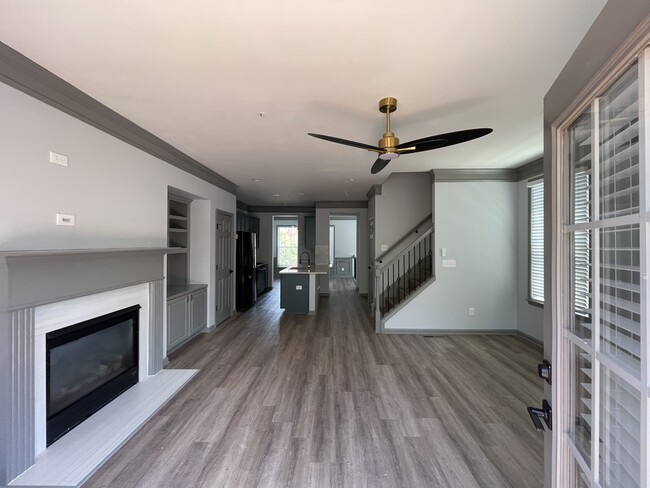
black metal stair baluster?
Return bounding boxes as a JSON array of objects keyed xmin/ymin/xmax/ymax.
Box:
[
  {"xmin": 382, "ymin": 271, "xmax": 385, "ymax": 315},
  {"xmin": 408, "ymin": 249, "xmax": 411, "ymax": 295}
]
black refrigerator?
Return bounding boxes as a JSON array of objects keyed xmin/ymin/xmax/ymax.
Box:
[{"xmin": 236, "ymin": 231, "xmax": 257, "ymax": 311}]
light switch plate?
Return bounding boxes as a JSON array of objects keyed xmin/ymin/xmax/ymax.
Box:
[
  {"xmin": 381, "ymin": 244, "xmax": 388, "ymax": 252},
  {"xmin": 56, "ymin": 213, "xmax": 75, "ymax": 226},
  {"xmin": 442, "ymin": 259, "xmax": 456, "ymax": 268}
]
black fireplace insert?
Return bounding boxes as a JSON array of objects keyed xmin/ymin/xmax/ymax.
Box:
[{"xmin": 46, "ymin": 304, "xmax": 140, "ymax": 446}]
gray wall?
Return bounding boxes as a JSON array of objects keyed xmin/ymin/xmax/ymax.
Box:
[
  {"xmin": 315, "ymin": 207, "xmax": 368, "ymax": 296},
  {"xmin": 0, "ymin": 82, "xmax": 236, "ymax": 328},
  {"xmin": 331, "ymin": 218, "xmax": 357, "ymax": 257},
  {"xmin": 516, "ymin": 179, "xmax": 544, "ymax": 341},
  {"xmin": 374, "ymin": 172, "xmax": 432, "ymax": 256},
  {"xmin": 384, "ymin": 181, "xmax": 518, "ymax": 331}
]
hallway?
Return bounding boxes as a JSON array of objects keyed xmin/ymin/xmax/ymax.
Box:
[{"xmin": 85, "ymin": 279, "xmax": 544, "ymax": 487}]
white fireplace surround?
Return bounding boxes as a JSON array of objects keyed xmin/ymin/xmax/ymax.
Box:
[
  {"xmin": 33, "ymin": 284, "xmax": 150, "ymax": 455},
  {"xmin": 0, "ymin": 249, "xmax": 198, "ymax": 487}
]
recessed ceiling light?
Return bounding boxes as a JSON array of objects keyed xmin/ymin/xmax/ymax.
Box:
[
  {"xmin": 347, "ymin": 178, "xmax": 357, "ymax": 181},
  {"xmin": 252, "ymin": 178, "xmax": 262, "ymax": 182},
  {"xmin": 257, "ymin": 112, "xmax": 266, "ymax": 118},
  {"xmin": 344, "ymin": 192, "xmax": 351, "ymax": 197},
  {"xmin": 272, "ymin": 193, "xmax": 280, "ymax": 197},
  {"xmin": 298, "ymin": 192, "xmax": 305, "ymax": 196}
]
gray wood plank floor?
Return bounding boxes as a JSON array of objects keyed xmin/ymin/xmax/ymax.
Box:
[{"xmin": 84, "ymin": 278, "xmax": 544, "ymax": 488}]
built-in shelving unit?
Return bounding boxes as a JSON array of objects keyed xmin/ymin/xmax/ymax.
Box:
[
  {"xmin": 165, "ymin": 191, "xmax": 208, "ymax": 354},
  {"xmin": 167, "ymin": 195, "xmax": 190, "ymax": 285}
]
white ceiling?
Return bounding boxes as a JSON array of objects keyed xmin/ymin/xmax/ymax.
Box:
[{"xmin": 0, "ymin": 0, "xmax": 606, "ymax": 205}]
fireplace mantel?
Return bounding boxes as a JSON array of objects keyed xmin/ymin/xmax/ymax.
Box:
[
  {"xmin": 0, "ymin": 248, "xmax": 172, "ymax": 486},
  {"xmin": 0, "ymin": 248, "xmax": 169, "ymax": 312}
]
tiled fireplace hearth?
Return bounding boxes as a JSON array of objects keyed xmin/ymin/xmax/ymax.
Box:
[{"xmin": 0, "ymin": 249, "xmax": 197, "ymax": 487}]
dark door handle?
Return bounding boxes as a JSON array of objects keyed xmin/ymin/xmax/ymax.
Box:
[
  {"xmin": 229, "ymin": 269, "xmax": 234, "ymax": 273},
  {"xmin": 538, "ymin": 360, "xmax": 552, "ymax": 384},
  {"xmin": 527, "ymin": 400, "xmax": 552, "ymax": 431}
]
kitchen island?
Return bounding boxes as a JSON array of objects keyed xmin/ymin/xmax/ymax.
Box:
[{"xmin": 279, "ymin": 265, "xmax": 329, "ymax": 314}]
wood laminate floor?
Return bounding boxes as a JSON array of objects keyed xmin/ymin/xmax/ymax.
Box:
[{"xmin": 84, "ymin": 278, "xmax": 544, "ymax": 488}]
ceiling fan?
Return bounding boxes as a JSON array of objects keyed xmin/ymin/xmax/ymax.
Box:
[{"xmin": 308, "ymin": 97, "xmax": 493, "ymax": 174}]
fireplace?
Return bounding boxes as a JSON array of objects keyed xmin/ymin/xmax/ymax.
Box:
[{"xmin": 46, "ymin": 305, "xmax": 140, "ymax": 446}]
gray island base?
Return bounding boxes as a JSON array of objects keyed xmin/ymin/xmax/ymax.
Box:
[{"xmin": 279, "ymin": 265, "xmax": 328, "ymax": 314}]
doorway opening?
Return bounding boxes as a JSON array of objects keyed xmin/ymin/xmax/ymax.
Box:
[{"xmin": 329, "ymin": 215, "xmax": 358, "ymax": 283}]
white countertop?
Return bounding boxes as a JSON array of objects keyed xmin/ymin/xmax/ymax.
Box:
[{"xmin": 279, "ymin": 265, "xmax": 329, "ymax": 275}]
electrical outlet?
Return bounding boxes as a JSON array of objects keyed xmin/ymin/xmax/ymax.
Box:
[
  {"xmin": 49, "ymin": 151, "xmax": 68, "ymax": 167},
  {"xmin": 56, "ymin": 213, "xmax": 75, "ymax": 226},
  {"xmin": 469, "ymin": 307, "xmax": 475, "ymax": 316}
]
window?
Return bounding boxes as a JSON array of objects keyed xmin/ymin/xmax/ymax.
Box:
[
  {"xmin": 528, "ymin": 180, "xmax": 544, "ymax": 303},
  {"xmin": 276, "ymin": 225, "xmax": 298, "ymax": 267}
]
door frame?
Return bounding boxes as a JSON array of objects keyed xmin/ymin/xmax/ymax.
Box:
[{"xmin": 548, "ymin": 27, "xmax": 650, "ymax": 487}]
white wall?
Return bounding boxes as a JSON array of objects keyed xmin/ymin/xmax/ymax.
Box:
[
  {"xmin": 0, "ymin": 83, "xmax": 237, "ymax": 329},
  {"xmin": 516, "ymin": 179, "xmax": 544, "ymax": 341},
  {"xmin": 331, "ymin": 218, "xmax": 357, "ymax": 257},
  {"xmin": 384, "ymin": 181, "xmax": 518, "ymax": 331},
  {"xmin": 374, "ymin": 172, "xmax": 432, "ymax": 255}
]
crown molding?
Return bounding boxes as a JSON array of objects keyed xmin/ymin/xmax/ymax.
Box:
[
  {"xmin": 0, "ymin": 42, "xmax": 238, "ymax": 195},
  {"xmin": 432, "ymin": 169, "xmax": 518, "ymax": 182},
  {"xmin": 248, "ymin": 206, "xmax": 315, "ymax": 214},
  {"xmin": 516, "ymin": 158, "xmax": 544, "ymax": 181},
  {"xmin": 366, "ymin": 185, "xmax": 382, "ymax": 199},
  {"xmin": 315, "ymin": 201, "xmax": 368, "ymax": 209}
]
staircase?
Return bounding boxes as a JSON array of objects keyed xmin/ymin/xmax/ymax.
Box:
[{"xmin": 373, "ymin": 215, "xmax": 435, "ymax": 332}]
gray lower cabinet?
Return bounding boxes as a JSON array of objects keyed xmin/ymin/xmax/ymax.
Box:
[
  {"xmin": 280, "ymin": 274, "xmax": 310, "ymax": 314},
  {"xmin": 166, "ymin": 286, "xmax": 207, "ymax": 352}
]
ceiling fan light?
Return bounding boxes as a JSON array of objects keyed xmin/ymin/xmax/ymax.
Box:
[{"xmin": 379, "ymin": 152, "xmax": 399, "ymax": 161}]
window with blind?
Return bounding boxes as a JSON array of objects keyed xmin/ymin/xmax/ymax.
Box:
[
  {"xmin": 562, "ymin": 59, "xmax": 645, "ymax": 488},
  {"xmin": 276, "ymin": 225, "xmax": 298, "ymax": 267},
  {"xmin": 528, "ymin": 180, "xmax": 544, "ymax": 303}
]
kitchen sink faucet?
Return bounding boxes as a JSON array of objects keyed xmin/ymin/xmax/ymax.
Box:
[{"xmin": 299, "ymin": 251, "xmax": 311, "ymax": 268}]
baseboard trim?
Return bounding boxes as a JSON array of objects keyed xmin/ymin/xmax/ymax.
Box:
[
  {"xmin": 382, "ymin": 328, "xmax": 518, "ymax": 335},
  {"xmin": 515, "ymin": 330, "xmax": 544, "ymax": 346}
]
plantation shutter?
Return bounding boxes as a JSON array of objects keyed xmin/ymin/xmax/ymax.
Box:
[{"xmin": 529, "ymin": 181, "xmax": 544, "ymax": 302}]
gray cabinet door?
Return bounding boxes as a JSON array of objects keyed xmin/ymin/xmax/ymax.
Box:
[
  {"xmin": 167, "ymin": 296, "xmax": 188, "ymax": 350},
  {"xmin": 280, "ymin": 274, "xmax": 310, "ymax": 314},
  {"xmin": 190, "ymin": 288, "xmax": 208, "ymax": 334}
]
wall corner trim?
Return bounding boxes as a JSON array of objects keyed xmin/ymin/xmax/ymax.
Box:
[{"xmin": 0, "ymin": 42, "xmax": 238, "ymax": 195}]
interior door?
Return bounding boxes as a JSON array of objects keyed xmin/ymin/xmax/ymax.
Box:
[
  {"xmin": 550, "ymin": 49, "xmax": 648, "ymax": 488},
  {"xmin": 215, "ymin": 211, "xmax": 233, "ymax": 326}
]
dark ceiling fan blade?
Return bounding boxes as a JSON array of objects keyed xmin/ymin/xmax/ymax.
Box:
[
  {"xmin": 397, "ymin": 128, "xmax": 493, "ymax": 153},
  {"xmin": 371, "ymin": 157, "xmax": 390, "ymax": 174},
  {"xmin": 308, "ymin": 133, "xmax": 381, "ymax": 152}
]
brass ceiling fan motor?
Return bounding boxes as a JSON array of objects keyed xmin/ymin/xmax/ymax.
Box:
[
  {"xmin": 308, "ymin": 96, "xmax": 493, "ymax": 174},
  {"xmin": 377, "ymin": 97, "xmax": 399, "ymax": 155}
]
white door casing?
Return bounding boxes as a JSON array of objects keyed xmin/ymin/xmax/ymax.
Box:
[{"xmin": 551, "ymin": 42, "xmax": 650, "ymax": 488}]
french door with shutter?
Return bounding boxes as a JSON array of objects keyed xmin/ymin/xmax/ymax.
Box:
[{"xmin": 554, "ymin": 47, "xmax": 649, "ymax": 487}]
